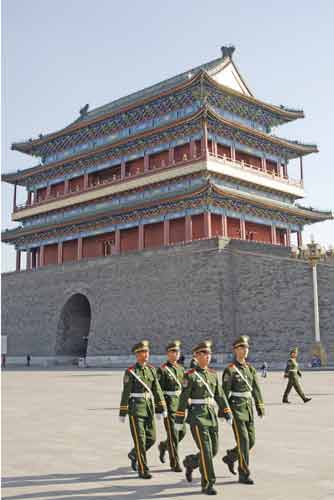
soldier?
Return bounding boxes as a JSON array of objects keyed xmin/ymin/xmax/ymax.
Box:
[
  {"xmin": 175, "ymin": 340, "xmax": 232, "ymax": 496},
  {"xmin": 282, "ymin": 347, "xmax": 312, "ymax": 404},
  {"xmin": 119, "ymin": 340, "xmax": 167, "ymax": 479},
  {"xmin": 157, "ymin": 340, "xmax": 186, "ymax": 472},
  {"xmin": 221, "ymin": 336, "xmax": 265, "ymax": 485}
]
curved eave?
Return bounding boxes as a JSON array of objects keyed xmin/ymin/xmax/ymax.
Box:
[
  {"xmin": 11, "ymin": 68, "xmax": 305, "ymax": 157},
  {"xmin": 211, "ymin": 184, "xmax": 332, "ymax": 221},
  {"xmin": 206, "ymin": 106, "xmax": 317, "ymax": 156}
]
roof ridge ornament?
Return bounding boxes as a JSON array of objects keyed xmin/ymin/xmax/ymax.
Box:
[
  {"xmin": 221, "ymin": 45, "xmax": 235, "ymax": 59},
  {"xmin": 79, "ymin": 104, "xmax": 90, "ymax": 118}
]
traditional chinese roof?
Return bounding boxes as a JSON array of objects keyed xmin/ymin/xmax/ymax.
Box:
[
  {"xmin": 3, "ymin": 105, "xmax": 317, "ymax": 188},
  {"xmin": 10, "ymin": 46, "xmax": 304, "ymax": 158}
]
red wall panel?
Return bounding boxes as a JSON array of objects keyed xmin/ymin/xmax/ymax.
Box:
[
  {"xmin": 236, "ymin": 150, "xmax": 262, "ymax": 169},
  {"xmin": 44, "ymin": 244, "xmax": 58, "ymax": 266},
  {"xmin": 126, "ymin": 158, "xmax": 144, "ymax": 176},
  {"xmin": 174, "ymin": 143, "xmax": 190, "ymax": 162},
  {"xmin": 192, "ymin": 214, "xmax": 205, "ymax": 240},
  {"xmin": 227, "ymin": 217, "xmax": 241, "ymax": 238},
  {"xmin": 245, "ymin": 221, "xmax": 272, "ymax": 243},
  {"xmin": 83, "ymin": 232, "xmax": 115, "ymax": 259},
  {"xmin": 211, "ymin": 214, "xmax": 223, "ymax": 236},
  {"xmin": 170, "ymin": 217, "xmax": 185, "ymax": 244},
  {"xmin": 217, "ymin": 143, "xmax": 231, "ymax": 158},
  {"xmin": 149, "ymin": 151, "xmax": 169, "ymax": 170},
  {"xmin": 50, "ymin": 182, "xmax": 65, "ymax": 198},
  {"xmin": 144, "ymin": 222, "xmax": 164, "ymax": 249},
  {"xmin": 120, "ymin": 227, "xmax": 138, "ymax": 252},
  {"xmin": 69, "ymin": 176, "xmax": 84, "ymax": 192},
  {"xmin": 266, "ymin": 160, "xmax": 278, "ymax": 175},
  {"xmin": 63, "ymin": 240, "xmax": 77, "ymax": 262}
]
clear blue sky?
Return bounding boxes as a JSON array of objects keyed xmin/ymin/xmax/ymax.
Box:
[{"xmin": 2, "ymin": 0, "xmax": 334, "ymax": 272}]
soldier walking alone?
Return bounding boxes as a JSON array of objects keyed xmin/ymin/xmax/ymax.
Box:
[{"xmin": 282, "ymin": 347, "xmax": 312, "ymax": 404}]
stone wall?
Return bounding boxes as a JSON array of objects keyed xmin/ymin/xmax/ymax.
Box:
[{"xmin": 2, "ymin": 238, "xmax": 334, "ymax": 367}]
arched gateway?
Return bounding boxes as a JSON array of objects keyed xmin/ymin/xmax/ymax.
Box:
[{"xmin": 56, "ymin": 293, "xmax": 91, "ymax": 357}]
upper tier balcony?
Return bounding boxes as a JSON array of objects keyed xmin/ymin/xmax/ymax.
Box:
[{"xmin": 12, "ymin": 142, "xmax": 305, "ymax": 221}]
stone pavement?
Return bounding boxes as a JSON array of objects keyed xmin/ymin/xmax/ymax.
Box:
[{"xmin": 2, "ymin": 369, "xmax": 334, "ymax": 500}]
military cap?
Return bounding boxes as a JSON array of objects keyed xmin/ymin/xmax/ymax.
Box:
[
  {"xmin": 166, "ymin": 340, "xmax": 182, "ymax": 352},
  {"xmin": 192, "ymin": 340, "xmax": 213, "ymax": 354},
  {"xmin": 290, "ymin": 346, "xmax": 298, "ymax": 354},
  {"xmin": 132, "ymin": 340, "xmax": 150, "ymax": 353},
  {"xmin": 233, "ymin": 335, "xmax": 250, "ymax": 348}
]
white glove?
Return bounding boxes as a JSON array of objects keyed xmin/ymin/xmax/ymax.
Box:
[
  {"xmin": 175, "ymin": 423, "xmax": 183, "ymax": 432},
  {"xmin": 119, "ymin": 416, "xmax": 126, "ymax": 423},
  {"xmin": 162, "ymin": 411, "xmax": 168, "ymax": 419},
  {"xmin": 226, "ymin": 417, "xmax": 233, "ymax": 426},
  {"xmin": 156, "ymin": 413, "xmax": 162, "ymax": 420}
]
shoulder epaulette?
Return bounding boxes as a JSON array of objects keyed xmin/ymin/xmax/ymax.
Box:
[
  {"xmin": 148, "ymin": 363, "xmax": 156, "ymax": 369},
  {"xmin": 161, "ymin": 363, "xmax": 167, "ymax": 369},
  {"xmin": 228, "ymin": 363, "xmax": 235, "ymax": 368},
  {"xmin": 127, "ymin": 365, "xmax": 136, "ymax": 371},
  {"xmin": 186, "ymin": 368, "xmax": 196, "ymax": 375}
]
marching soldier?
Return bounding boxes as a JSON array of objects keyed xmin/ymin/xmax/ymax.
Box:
[
  {"xmin": 282, "ymin": 347, "xmax": 312, "ymax": 404},
  {"xmin": 119, "ymin": 340, "xmax": 167, "ymax": 479},
  {"xmin": 157, "ymin": 340, "xmax": 186, "ymax": 472},
  {"xmin": 221, "ymin": 336, "xmax": 264, "ymax": 485},
  {"xmin": 175, "ymin": 340, "xmax": 232, "ymax": 496}
]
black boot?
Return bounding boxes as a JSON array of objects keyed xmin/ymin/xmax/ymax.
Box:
[
  {"xmin": 304, "ymin": 397, "xmax": 312, "ymax": 403},
  {"xmin": 282, "ymin": 399, "xmax": 291, "ymax": 404},
  {"xmin": 202, "ymin": 485, "xmax": 217, "ymax": 495},
  {"xmin": 138, "ymin": 471, "xmax": 152, "ymax": 479},
  {"xmin": 239, "ymin": 474, "xmax": 254, "ymax": 485},
  {"xmin": 183, "ymin": 457, "xmax": 193, "ymax": 482},
  {"xmin": 158, "ymin": 441, "xmax": 166, "ymax": 463},
  {"xmin": 128, "ymin": 451, "xmax": 137, "ymax": 471},
  {"xmin": 222, "ymin": 452, "xmax": 236, "ymax": 475}
]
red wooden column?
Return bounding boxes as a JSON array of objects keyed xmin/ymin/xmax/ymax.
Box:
[
  {"xmin": 64, "ymin": 179, "xmax": 70, "ymax": 194},
  {"xmin": 211, "ymin": 139, "xmax": 217, "ymax": 156},
  {"xmin": 39, "ymin": 246, "xmax": 45, "ymax": 267},
  {"xmin": 286, "ymin": 228, "xmax": 291, "ymax": 247},
  {"xmin": 26, "ymin": 250, "xmax": 31, "ymax": 270},
  {"xmin": 203, "ymin": 212, "xmax": 212, "ymax": 238},
  {"xmin": 138, "ymin": 224, "xmax": 144, "ymax": 251},
  {"xmin": 185, "ymin": 215, "xmax": 192, "ymax": 242},
  {"xmin": 168, "ymin": 147, "xmax": 174, "ymax": 165},
  {"xmin": 115, "ymin": 229, "xmax": 121, "ymax": 254},
  {"xmin": 271, "ymin": 225, "xmax": 277, "ymax": 245},
  {"xmin": 77, "ymin": 238, "xmax": 83, "ymax": 260},
  {"xmin": 46, "ymin": 185, "xmax": 51, "ymax": 198},
  {"xmin": 13, "ymin": 182, "xmax": 17, "ymax": 212},
  {"xmin": 27, "ymin": 191, "xmax": 32, "ymax": 206},
  {"xmin": 16, "ymin": 250, "xmax": 21, "ymax": 271},
  {"xmin": 240, "ymin": 218, "xmax": 246, "ymax": 240},
  {"xmin": 231, "ymin": 144, "xmax": 236, "ymax": 161},
  {"xmin": 297, "ymin": 230, "xmax": 303, "ymax": 247},
  {"xmin": 121, "ymin": 160, "xmax": 126, "ymax": 179},
  {"xmin": 163, "ymin": 220, "xmax": 170, "ymax": 246},
  {"xmin": 144, "ymin": 154, "xmax": 149, "ymax": 172},
  {"xmin": 261, "ymin": 157, "xmax": 266, "ymax": 172},
  {"xmin": 222, "ymin": 215, "xmax": 228, "ymax": 237},
  {"xmin": 202, "ymin": 120, "xmax": 209, "ymax": 159},
  {"xmin": 57, "ymin": 242, "xmax": 63, "ymax": 264},
  {"xmin": 83, "ymin": 173, "xmax": 89, "ymax": 190}
]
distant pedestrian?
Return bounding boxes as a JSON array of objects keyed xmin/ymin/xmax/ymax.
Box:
[
  {"xmin": 261, "ymin": 361, "xmax": 268, "ymax": 378},
  {"xmin": 26, "ymin": 354, "xmax": 31, "ymax": 367},
  {"xmin": 1, "ymin": 353, "xmax": 6, "ymax": 369}
]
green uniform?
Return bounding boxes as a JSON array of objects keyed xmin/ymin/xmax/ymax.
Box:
[
  {"xmin": 283, "ymin": 357, "xmax": 307, "ymax": 402},
  {"xmin": 175, "ymin": 366, "xmax": 232, "ymax": 490},
  {"xmin": 222, "ymin": 361, "xmax": 265, "ymax": 479},
  {"xmin": 119, "ymin": 362, "xmax": 166, "ymax": 475},
  {"xmin": 157, "ymin": 361, "xmax": 186, "ymax": 469}
]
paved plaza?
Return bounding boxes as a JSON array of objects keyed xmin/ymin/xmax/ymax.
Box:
[{"xmin": 2, "ymin": 368, "xmax": 334, "ymax": 500}]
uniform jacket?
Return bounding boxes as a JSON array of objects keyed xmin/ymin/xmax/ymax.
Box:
[
  {"xmin": 222, "ymin": 360, "xmax": 265, "ymax": 422},
  {"xmin": 284, "ymin": 358, "xmax": 302, "ymax": 380},
  {"xmin": 175, "ymin": 366, "xmax": 231, "ymax": 428},
  {"xmin": 119, "ymin": 362, "xmax": 166, "ymax": 418},
  {"xmin": 157, "ymin": 361, "xmax": 184, "ymax": 414}
]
